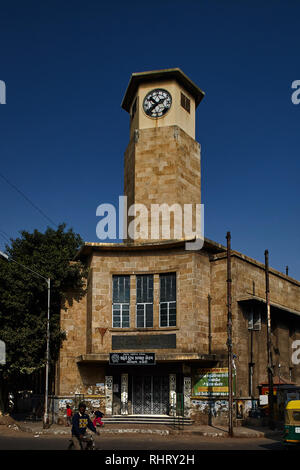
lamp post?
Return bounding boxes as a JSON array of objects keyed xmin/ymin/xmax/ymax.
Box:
[{"xmin": 0, "ymin": 250, "xmax": 51, "ymax": 428}]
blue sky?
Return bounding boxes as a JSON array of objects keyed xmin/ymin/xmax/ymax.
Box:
[{"xmin": 0, "ymin": 0, "xmax": 299, "ymax": 279}]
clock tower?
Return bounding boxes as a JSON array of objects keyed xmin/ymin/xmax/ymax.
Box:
[{"xmin": 121, "ymin": 68, "xmax": 204, "ymax": 243}]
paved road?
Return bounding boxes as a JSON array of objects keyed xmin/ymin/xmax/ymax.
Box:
[{"xmin": 0, "ymin": 429, "xmax": 287, "ymax": 451}]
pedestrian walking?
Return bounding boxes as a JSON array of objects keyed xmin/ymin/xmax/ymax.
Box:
[
  {"xmin": 93, "ymin": 410, "xmax": 104, "ymax": 428},
  {"xmin": 66, "ymin": 404, "xmax": 72, "ymax": 427}
]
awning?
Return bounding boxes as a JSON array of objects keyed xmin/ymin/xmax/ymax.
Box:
[
  {"xmin": 259, "ymin": 375, "xmax": 296, "ymax": 387},
  {"xmin": 238, "ymin": 294, "xmax": 300, "ymax": 317}
]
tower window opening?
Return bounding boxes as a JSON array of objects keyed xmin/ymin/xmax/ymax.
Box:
[{"xmin": 181, "ymin": 92, "xmax": 190, "ymax": 113}]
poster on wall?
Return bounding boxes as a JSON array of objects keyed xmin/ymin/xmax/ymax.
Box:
[
  {"xmin": 193, "ymin": 368, "xmax": 236, "ymax": 397},
  {"xmin": 95, "ymin": 383, "xmax": 105, "ymax": 395}
]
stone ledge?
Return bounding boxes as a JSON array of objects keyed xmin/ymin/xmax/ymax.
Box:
[{"xmin": 211, "ymin": 251, "xmax": 300, "ymax": 286}]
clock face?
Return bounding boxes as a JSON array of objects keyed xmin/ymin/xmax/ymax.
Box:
[{"xmin": 143, "ymin": 88, "xmax": 172, "ymax": 118}]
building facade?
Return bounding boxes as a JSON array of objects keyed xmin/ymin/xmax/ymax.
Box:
[{"xmin": 56, "ymin": 69, "xmax": 300, "ymax": 424}]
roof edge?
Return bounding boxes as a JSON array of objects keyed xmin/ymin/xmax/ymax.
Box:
[
  {"xmin": 121, "ymin": 68, "xmax": 205, "ymax": 112},
  {"xmin": 74, "ymin": 237, "xmax": 226, "ymax": 260}
]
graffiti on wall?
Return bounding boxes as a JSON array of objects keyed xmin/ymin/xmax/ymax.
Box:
[
  {"xmin": 58, "ymin": 399, "xmax": 74, "ymax": 410},
  {"xmin": 191, "ymin": 399, "xmax": 228, "ymax": 416}
]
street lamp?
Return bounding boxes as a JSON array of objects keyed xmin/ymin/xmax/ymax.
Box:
[{"xmin": 0, "ymin": 250, "xmax": 51, "ymax": 428}]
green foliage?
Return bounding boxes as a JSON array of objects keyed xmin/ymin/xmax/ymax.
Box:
[{"xmin": 0, "ymin": 223, "xmax": 87, "ymax": 386}]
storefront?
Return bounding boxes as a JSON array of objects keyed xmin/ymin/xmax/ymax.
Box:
[{"xmin": 76, "ymin": 353, "xmax": 222, "ymax": 417}]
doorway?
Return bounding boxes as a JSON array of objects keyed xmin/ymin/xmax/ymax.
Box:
[{"xmin": 132, "ymin": 375, "xmax": 169, "ymax": 414}]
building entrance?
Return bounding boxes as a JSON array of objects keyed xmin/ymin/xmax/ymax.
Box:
[{"xmin": 132, "ymin": 375, "xmax": 169, "ymax": 414}]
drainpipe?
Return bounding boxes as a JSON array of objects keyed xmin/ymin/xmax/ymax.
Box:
[{"xmin": 208, "ymin": 294, "xmax": 212, "ymax": 355}]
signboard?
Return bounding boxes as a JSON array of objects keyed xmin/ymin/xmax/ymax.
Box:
[
  {"xmin": 193, "ymin": 368, "xmax": 236, "ymax": 397},
  {"xmin": 109, "ymin": 353, "xmax": 156, "ymax": 365}
]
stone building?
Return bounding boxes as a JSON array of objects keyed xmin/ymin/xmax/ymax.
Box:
[{"xmin": 56, "ymin": 69, "xmax": 300, "ymax": 424}]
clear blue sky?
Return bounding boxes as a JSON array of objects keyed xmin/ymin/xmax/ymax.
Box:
[{"xmin": 0, "ymin": 0, "xmax": 299, "ymax": 279}]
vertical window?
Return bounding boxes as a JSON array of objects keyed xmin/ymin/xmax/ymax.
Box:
[
  {"xmin": 112, "ymin": 275, "xmax": 130, "ymax": 328},
  {"xmin": 248, "ymin": 308, "xmax": 261, "ymax": 331},
  {"xmin": 136, "ymin": 275, "xmax": 153, "ymax": 328},
  {"xmin": 160, "ymin": 273, "xmax": 176, "ymax": 327},
  {"xmin": 181, "ymin": 92, "xmax": 190, "ymax": 113}
]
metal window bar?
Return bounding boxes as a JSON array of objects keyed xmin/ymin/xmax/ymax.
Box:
[
  {"xmin": 136, "ymin": 302, "xmax": 153, "ymax": 328},
  {"xmin": 112, "ymin": 303, "xmax": 130, "ymax": 328},
  {"xmin": 136, "ymin": 274, "xmax": 153, "ymax": 302},
  {"xmin": 112, "ymin": 275, "xmax": 130, "ymax": 328},
  {"xmin": 159, "ymin": 273, "xmax": 176, "ymax": 327},
  {"xmin": 136, "ymin": 274, "xmax": 153, "ymax": 328},
  {"xmin": 113, "ymin": 275, "xmax": 130, "ymax": 303},
  {"xmin": 159, "ymin": 301, "xmax": 176, "ymax": 327}
]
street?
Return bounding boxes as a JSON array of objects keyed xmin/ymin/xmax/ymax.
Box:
[{"xmin": 0, "ymin": 427, "xmax": 288, "ymax": 451}]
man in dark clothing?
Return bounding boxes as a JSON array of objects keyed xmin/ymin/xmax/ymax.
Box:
[{"xmin": 71, "ymin": 402, "xmax": 99, "ymax": 450}]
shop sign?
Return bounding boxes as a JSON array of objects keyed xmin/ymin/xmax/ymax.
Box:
[
  {"xmin": 261, "ymin": 386, "xmax": 277, "ymax": 395},
  {"xmin": 109, "ymin": 352, "xmax": 156, "ymax": 365},
  {"xmin": 193, "ymin": 368, "xmax": 236, "ymax": 397}
]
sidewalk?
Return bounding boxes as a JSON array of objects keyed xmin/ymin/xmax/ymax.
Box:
[{"xmin": 11, "ymin": 420, "xmax": 283, "ymax": 439}]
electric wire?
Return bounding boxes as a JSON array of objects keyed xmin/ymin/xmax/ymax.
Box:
[{"xmin": 0, "ymin": 172, "xmax": 58, "ymax": 228}]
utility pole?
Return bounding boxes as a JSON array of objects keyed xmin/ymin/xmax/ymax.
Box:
[
  {"xmin": 265, "ymin": 250, "xmax": 274, "ymax": 429},
  {"xmin": 226, "ymin": 232, "xmax": 233, "ymax": 437}
]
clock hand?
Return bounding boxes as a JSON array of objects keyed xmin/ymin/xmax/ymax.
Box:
[
  {"xmin": 149, "ymin": 100, "xmax": 158, "ymax": 109},
  {"xmin": 149, "ymin": 97, "xmax": 159, "ymax": 107},
  {"xmin": 150, "ymin": 97, "xmax": 163, "ymax": 110}
]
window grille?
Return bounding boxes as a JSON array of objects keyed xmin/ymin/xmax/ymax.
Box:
[
  {"xmin": 112, "ymin": 275, "xmax": 130, "ymax": 328},
  {"xmin": 136, "ymin": 274, "xmax": 153, "ymax": 328},
  {"xmin": 160, "ymin": 273, "xmax": 176, "ymax": 327}
]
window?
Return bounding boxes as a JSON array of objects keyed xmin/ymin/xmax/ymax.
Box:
[
  {"xmin": 112, "ymin": 275, "xmax": 130, "ymax": 328},
  {"xmin": 160, "ymin": 273, "xmax": 176, "ymax": 327},
  {"xmin": 181, "ymin": 92, "xmax": 190, "ymax": 113},
  {"xmin": 248, "ymin": 308, "xmax": 261, "ymax": 331},
  {"xmin": 136, "ymin": 275, "xmax": 153, "ymax": 328}
]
